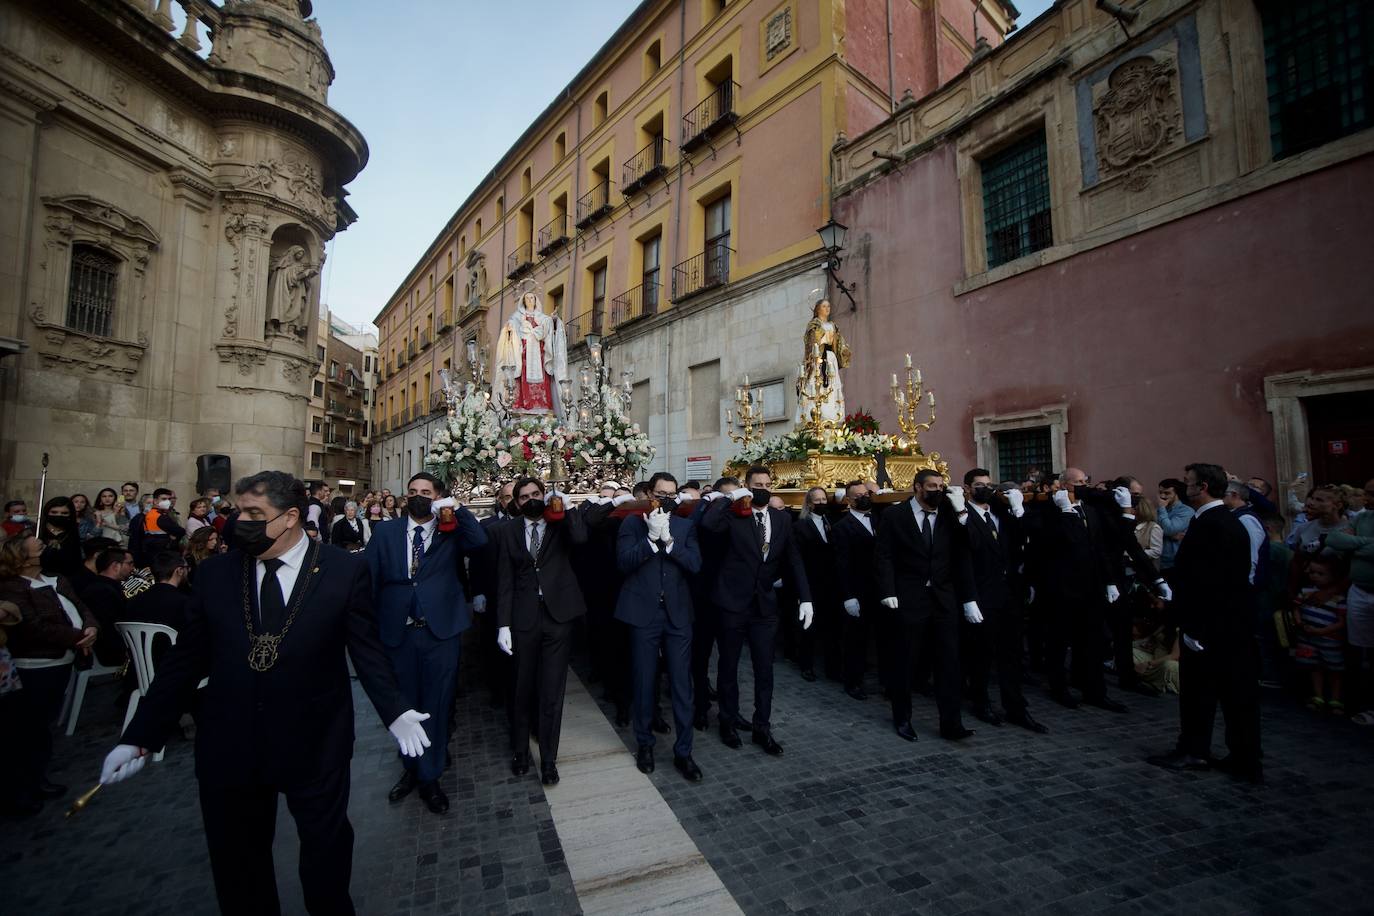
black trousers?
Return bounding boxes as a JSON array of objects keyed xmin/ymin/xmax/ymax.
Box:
[
  {"xmin": 717, "ymin": 605, "xmax": 779, "ymax": 731},
  {"xmin": 198, "ymin": 765, "xmax": 354, "ymax": 916},
  {"xmin": 889, "ymin": 599, "xmax": 962, "ymax": 732},
  {"xmin": 962, "ymin": 601, "xmax": 1028, "ymax": 716},
  {"xmin": 631, "ymin": 611, "xmax": 694, "ymax": 758},
  {"xmin": 14, "ymin": 663, "xmax": 71, "ymax": 797},
  {"xmin": 841, "ymin": 601, "xmax": 874, "ymax": 690},
  {"xmin": 1044, "ymin": 595, "xmax": 1109, "ymax": 700},
  {"xmin": 1178, "ymin": 640, "xmax": 1261, "ymax": 764},
  {"xmin": 691, "ymin": 598, "xmax": 721, "ymax": 715},
  {"xmin": 509, "ymin": 604, "xmax": 573, "ymax": 763}
]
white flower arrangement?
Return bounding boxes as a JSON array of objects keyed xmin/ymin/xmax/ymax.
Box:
[{"xmin": 423, "ymin": 391, "xmax": 511, "ymax": 484}]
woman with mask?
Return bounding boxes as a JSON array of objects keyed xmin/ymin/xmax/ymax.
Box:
[
  {"xmin": 38, "ymin": 496, "xmax": 84, "ymax": 579},
  {"xmin": 0, "ymin": 534, "xmax": 99, "ymax": 812},
  {"xmin": 90, "ymin": 488, "xmax": 128, "ymax": 545}
]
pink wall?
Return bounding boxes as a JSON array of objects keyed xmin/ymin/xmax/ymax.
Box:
[{"xmin": 833, "ymin": 145, "xmax": 1374, "ymax": 489}]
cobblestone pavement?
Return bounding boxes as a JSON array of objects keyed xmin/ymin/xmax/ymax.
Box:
[{"xmin": 4, "ymin": 630, "xmax": 1374, "ymax": 915}]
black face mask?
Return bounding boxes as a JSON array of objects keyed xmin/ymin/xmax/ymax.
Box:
[
  {"xmin": 520, "ymin": 498, "xmax": 545, "ymax": 519},
  {"xmin": 233, "ymin": 513, "xmax": 284, "ymax": 558},
  {"xmin": 45, "ymin": 514, "xmax": 74, "ymax": 531},
  {"xmin": 919, "ymin": 488, "xmax": 944, "ymax": 508},
  {"xmin": 852, "ymin": 495, "xmax": 873, "ymax": 511},
  {"xmin": 750, "ymin": 488, "xmax": 770, "ymax": 508},
  {"xmin": 657, "ymin": 496, "xmax": 679, "ymax": 512},
  {"xmin": 407, "ymin": 496, "xmax": 433, "ymax": 520},
  {"xmin": 971, "ymin": 486, "xmax": 996, "ymax": 505}
]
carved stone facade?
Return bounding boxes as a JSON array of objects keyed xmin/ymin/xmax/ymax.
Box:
[{"xmin": 0, "ymin": 0, "xmax": 366, "ymax": 501}]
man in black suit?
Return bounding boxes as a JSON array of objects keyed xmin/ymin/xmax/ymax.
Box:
[
  {"xmin": 616, "ymin": 472, "xmax": 704, "ymax": 781},
  {"xmin": 833, "ymin": 480, "xmax": 880, "ymax": 700},
  {"xmin": 795, "ymin": 486, "xmax": 842, "ymax": 682},
  {"xmin": 494, "ymin": 477, "xmax": 612, "ymax": 786},
  {"xmin": 1148, "ymin": 462, "xmax": 1262, "ymax": 782},
  {"xmin": 122, "ymin": 549, "xmax": 194, "ymax": 666},
  {"xmin": 875, "ymin": 469, "xmax": 980, "ymax": 741},
  {"xmin": 690, "ymin": 475, "xmax": 738, "ymax": 729},
  {"xmin": 699, "ymin": 465, "xmax": 813, "ymax": 756},
  {"xmin": 959, "ymin": 471, "xmax": 1046, "ymax": 733},
  {"xmin": 78, "ymin": 545, "xmax": 136, "ymax": 667},
  {"xmin": 99, "ymin": 471, "xmax": 430, "ymax": 916},
  {"xmin": 467, "ymin": 480, "xmax": 514, "ymax": 708}
]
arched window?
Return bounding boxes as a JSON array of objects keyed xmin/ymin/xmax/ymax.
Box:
[{"xmin": 66, "ymin": 244, "xmax": 119, "ymax": 337}]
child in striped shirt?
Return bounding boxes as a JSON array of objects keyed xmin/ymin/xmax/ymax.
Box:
[{"xmin": 1293, "ymin": 554, "xmax": 1349, "ymax": 715}]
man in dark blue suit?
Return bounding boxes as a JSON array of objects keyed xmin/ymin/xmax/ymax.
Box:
[
  {"xmin": 365, "ymin": 472, "xmax": 486, "ymax": 815},
  {"xmin": 616, "ymin": 472, "xmax": 704, "ymax": 782},
  {"xmin": 99, "ymin": 471, "xmax": 430, "ymax": 915}
]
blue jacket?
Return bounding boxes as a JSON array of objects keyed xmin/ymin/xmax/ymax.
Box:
[
  {"xmin": 614, "ymin": 513, "xmax": 701, "ymax": 628},
  {"xmin": 365, "ymin": 509, "xmax": 487, "ymax": 647},
  {"xmin": 1157, "ymin": 501, "xmax": 1195, "ymax": 569}
]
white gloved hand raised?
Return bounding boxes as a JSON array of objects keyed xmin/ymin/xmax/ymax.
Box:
[
  {"xmin": 798, "ymin": 601, "xmax": 814, "ymax": 630},
  {"xmin": 432, "ymin": 496, "xmax": 458, "ymax": 511},
  {"xmin": 100, "ymin": 744, "xmax": 148, "ymax": 785},
  {"xmin": 881, "ymin": 596, "xmax": 899, "ymax": 609},
  {"xmin": 611, "ymin": 493, "xmax": 636, "ymax": 507},
  {"xmin": 648, "ymin": 508, "xmax": 670, "ymax": 540},
  {"xmin": 497, "ymin": 626, "xmax": 513, "ymax": 656},
  {"xmin": 703, "ymin": 491, "xmax": 726, "ymax": 502},
  {"xmin": 946, "ymin": 487, "xmax": 967, "ymax": 514},
  {"xmin": 962, "ymin": 601, "xmax": 984, "ymax": 624},
  {"xmin": 1112, "ymin": 486, "xmax": 1132, "ymax": 509},
  {"xmin": 389, "ymin": 710, "xmax": 432, "ymax": 757},
  {"xmin": 1154, "ymin": 579, "xmax": 1173, "ymax": 601},
  {"xmin": 1006, "ymin": 488, "xmax": 1025, "ymax": 517},
  {"xmin": 843, "ymin": 598, "xmax": 861, "ymax": 617},
  {"xmin": 472, "ymin": 594, "xmax": 487, "ymax": 614},
  {"xmin": 1105, "ymin": 584, "xmax": 1121, "ymax": 603},
  {"xmin": 1052, "ymin": 489, "xmax": 1073, "ymax": 512},
  {"xmin": 731, "ymin": 488, "xmax": 753, "ymax": 502}
]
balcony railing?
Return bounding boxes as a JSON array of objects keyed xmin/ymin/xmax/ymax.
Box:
[
  {"xmin": 575, "ymin": 180, "xmax": 614, "ymax": 228},
  {"xmin": 681, "ymin": 80, "xmax": 739, "ymax": 153},
  {"xmin": 437, "ymin": 308, "xmax": 454, "ymax": 332},
  {"xmin": 420, "ymin": 331, "xmax": 431, "ymax": 350},
  {"xmin": 397, "ymin": 349, "xmax": 407, "ymax": 367},
  {"xmin": 610, "ymin": 279, "xmax": 660, "ymax": 329},
  {"xmin": 325, "ymin": 399, "xmax": 344, "ymax": 416},
  {"xmin": 537, "ymin": 214, "xmax": 571, "ymax": 257},
  {"xmin": 506, "ymin": 240, "xmax": 534, "ymax": 280},
  {"xmin": 622, "ymin": 137, "xmax": 667, "ymax": 197},
  {"xmin": 407, "ymin": 340, "xmax": 418, "ymax": 359},
  {"xmin": 564, "ymin": 310, "xmax": 597, "ymax": 343},
  {"xmin": 672, "ymin": 244, "xmax": 734, "ymax": 301},
  {"xmin": 345, "ymin": 406, "xmax": 365, "ymax": 420}
]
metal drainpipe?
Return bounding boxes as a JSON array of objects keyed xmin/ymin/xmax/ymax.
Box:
[
  {"xmin": 662, "ymin": 0, "xmax": 687, "ymax": 473},
  {"xmin": 567, "ymin": 87, "xmax": 581, "ymax": 324},
  {"xmin": 886, "ymin": 0, "xmax": 896, "ymax": 112}
]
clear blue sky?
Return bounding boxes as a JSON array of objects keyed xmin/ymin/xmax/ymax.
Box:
[{"xmin": 317, "ymin": 0, "xmax": 1056, "ymax": 329}]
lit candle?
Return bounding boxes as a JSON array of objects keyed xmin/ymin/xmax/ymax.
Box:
[
  {"xmin": 915, "ymin": 368, "xmax": 922, "ymax": 384},
  {"xmin": 928, "ymin": 391, "xmax": 935, "ymax": 407},
  {"xmin": 726, "ymin": 409, "xmax": 733, "ymax": 424},
  {"xmin": 905, "ymin": 353, "xmax": 912, "ymax": 368},
  {"xmin": 743, "ymin": 373, "xmax": 750, "ymax": 387},
  {"xmin": 891, "ymin": 373, "xmax": 898, "ymax": 388}
]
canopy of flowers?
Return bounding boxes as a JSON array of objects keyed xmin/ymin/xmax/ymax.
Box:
[
  {"xmin": 571, "ymin": 384, "xmax": 655, "ymax": 476},
  {"xmin": 423, "ymin": 391, "xmax": 511, "ymax": 483}
]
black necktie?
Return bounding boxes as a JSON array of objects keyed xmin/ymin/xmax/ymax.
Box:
[
  {"xmin": 410, "ymin": 526, "xmax": 425, "ymax": 577},
  {"xmin": 755, "ymin": 511, "xmax": 767, "ymax": 555},
  {"xmin": 985, "ymin": 510, "xmax": 998, "ymax": 539},
  {"xmin": 260, "ymin": 557, "xmax": 285, "ymax": 630},
  {"xmin": 1075, "ymin": 505, "xmax": 1087, "ymax": 527},
  {"xmin": 921, "ymin": 510, "xmax": 933, "ymax": 547}
]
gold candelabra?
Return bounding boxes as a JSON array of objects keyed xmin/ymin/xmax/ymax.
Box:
[
  {"xmin": 726, "ymin": 374, "xmax": 763, "ymax": 447},
  {"xmin": 890, "ymin": 353, "xmax": 936, "ymax": 450},
  {"xmin": 798, "ymin": 343, "xmax": 831, "ymax": 436}
]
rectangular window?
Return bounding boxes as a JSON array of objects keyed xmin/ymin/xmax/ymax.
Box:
[
  {"xmin": 66, "ymin": 245, "xmax": 118, "ymax": 337},
  {"xmin": 689, "ymin": 360, "xmax": 721, "ymax": 437},
  {"xmin": 705, "ymin": 193, "xmax": 731, "ymax": 284},
  {"xmin": 994, "ymin": 426, "xmax": 1052, "ymax": 484},
  {"xmin": 363, "ymin": 355, "xmax": 371, "ymax": 372},
  {"xmin": 310, "ymin": 451, "xmax": 324, "ymax": 469},
  {"xmin": 316, "ymin": 344, "xmax": 326, "ymax": 362},
  {"xmin": 1260, "ymin": 0, "xmax": 1373, "ymax": 159},
  {"xmin": 311, "ymin": 417, "xmax": 321, "ymax": 434},
  {"xmin": 312, "ymin": 380, "xmax": 324, "ymax": 397},
  {"xmin": 591, "ymin": 263, "xmax": 607, "ymax": 333},
  {"xmin": 981, "ymin": 130, "xmax": 1053, "ymax": 268},
  {"xmin": 629, "ymin": 380, "xmax": 651, "ymax": 438},
  {"xmin": 641, "ymin": 232, "xmax": 661, "ymax": 309}
]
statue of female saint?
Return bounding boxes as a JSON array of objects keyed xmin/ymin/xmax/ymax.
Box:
[
  {"xmin": 266, "ymin": 245, "xmax": 318, "ymax": 336},
  {"xmin": 796, "ymin": 297, "xmax": 851, "ymax": 425},
  {"xmin": 495, "ymin": 289, "xmax": 569, "ymax": 417}
]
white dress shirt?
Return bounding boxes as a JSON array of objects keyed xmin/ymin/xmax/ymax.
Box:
[
  {"xmin": 848, "ymin": 508, "xmax": 873, "ymax": 534},
  {"xmin": 523, "ymin": 518, "xmax": 546, "ymax": 555},
  {"xmin": 15, "ymin": 575, "xmax": 82, "ymax": 668},
  {"xmin": 809, "ymin": 512, "xmax": 827, "ymax": 542},
  {"xmin": 911, "ymin": 499, "xmax": 938, "ymax": 534},
  {"xmin": 752, "ymin": 508, "xmax": 771, "ymax": 550},
  {"xmin": 405, "ymin": 515, "xmax": 437, "ymax": 579},
  {"xmin": 255, "ymin": 528, "xmax": 312, "ymax": 613}
]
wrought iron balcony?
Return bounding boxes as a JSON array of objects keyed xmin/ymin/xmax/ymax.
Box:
[
  {"xmin": 622, "ymin": 137, "xmax": 667, "ymax": 197},
  {"xmin": 506, "ymin": 240, "xmax": 534, "ymax": 280},
  {"xmin": 575, "ymin": 180, "xmax": 614, "ymax": 228},
  {"xmin": 407, "ymin": 340, "xmax": 418, "ymax": 359},
  {"xmin": 325, "ymin": 399, "xmax": 344, "ymax": 417},
  {"xmin": 672, "ymin": 244, "xmax": 734, "ymax": 301},
  {"xmin": 420, "ymin": 331, "xmax": 431, "ymax": 350},
  {"xmin": 537, "ymin": 214, "xmax": 571, "ymax": 257},
  {"xmin": 564, "ymin": 310, "xmax": 597, "ymax": 343},
  {"xmin": 610, "ymin": 279, "xmax": 660, "ymax": 329},
  {"xmin": 681, "ymin": 80, "xmax": 740, "ymax": 153},
  {"xmin": 437, "ymin": 308, "xmax": 454, "ymax": 332}
]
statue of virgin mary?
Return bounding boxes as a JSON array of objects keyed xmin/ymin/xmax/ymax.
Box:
[
  {"xmin": 795, "ymin": 296, "xmax": 851, "ymax": 425},
  {"xmin": 494, "ymin": 285, "xmax": 568, "ymax": 418}
]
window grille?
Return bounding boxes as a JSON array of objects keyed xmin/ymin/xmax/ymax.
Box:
[
  {"xmin": 995, "ymin": 426, "xmax": 1052, "ymax": 484},
  {"xmin": 66, "ymin": 245, "xmax": 119, "ymax": 337},
  {"xmin": 981, "ymin": 131, "xmax": 1053, "ymax": 268}
]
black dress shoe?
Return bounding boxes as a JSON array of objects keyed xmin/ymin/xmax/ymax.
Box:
[
  {"xmin": 940, "ymin": 726, "xmax": 975, "ymax": 741},
  {"xmin": 693, "ymin": 710, "xmax": 709, "ymax": 731},
  {"xmin": 388, "ymin": 771, "xmax": 416, "ymax": 803},
  {"xmin": 1146, "ymin": 751, "xmax": 1209, "ymax": 772},
  {"xmin": 800, "ymin": 668, "xmax": 817, "ymax": 682},
  {"xmin": 36, "ymin": 780, "xmax": 67, "ymax": 800},
  {"xmin": 651, "ymin": 716, "xmax": 671, "ymax": 735},
  {"xmin": 1083, "ymin": 696, "xmax": 1128, "ymax": 714},
  {"xmin": 674, "ymin": 755, "xmax": 704, "ymax": 782},
  {"xmin": 894, "ymin": 721, "xmax": 918, "ymax": 742},
  {"xmin": 1005, "ymin": 712, "xmax": 1049, "ymax": 734},
  {"xmin": 541, "ymin": 762, "xmax": 560, "ymax": 786},
  {"xmin": 511, "ymin": 752, "xmax": 531, "ymax": 777},
  {"xmin": 1050, "ymin": 689, "xmax": 1080, "ymax": 709},
  {"xmin": 972, "ymin": 705, "xmax": 1003, "ymax": 726},
  {"xmin": 751, "ymin": 729, "xmax": 784, "ymax": 756},
  {"xmin": 719, "ymin": 725, "xmax": 742, "ymax": 749},
  {"xmin": 636, "ymin": 745, "xmax": 655, "ymax": 774},
  {"xmin": 417, "ymin": 781, "xmax": 449, "ymax": 814},
  {"xmin": 845, "ymin": 686, "xmax": 868, "ymax": 701}
]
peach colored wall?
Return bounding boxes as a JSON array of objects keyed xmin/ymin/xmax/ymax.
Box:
[{"xmin": 833, "ymin": 145, "xmax": 1374, "ymax": 489}]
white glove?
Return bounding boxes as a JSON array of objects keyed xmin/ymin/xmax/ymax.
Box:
[
  {"xmin": 432, "ymin": 496, "xmax": 457, "ymax": 511},
  {"xmin": 1112, "ymin": 487, "xmax": 1132, "ymax": 509},
  {"xmin": 611, "ymin": 493, "xmax": 636, "ymax": 507},
  {"xmin": 843, "ymin": 598, "xmax": 861, "ymax": 617},
  {"xmin": 1105, "ymin": 584, "xmax": 1120, "ymax": 603},
  {"xmin": 798, "ymin": 601, "xmax": 814, "ymax": 630},
  {"xmin": 647, "ymin": 508, "xmax": 669, "ymax": 540},
  {"xmin": 731, "ymin": 488, "xmax": 753, "ymax": 502},
  {"xmin": 1052, "ymin": 489, "xmax": 1073, "ymax": 512},
  {"xmin": 962, "ymin": 601, "xmax": 983, "ymax": 624},
  {"xmin": 679, "ymin": 490, "xmax": 698, "ymax": 502},
  {"xmin": 388, "ymin": 710, "xmax": 432, "ymax": 758},
  {"xmin": 1006, "ymin": 489, "xmax": 1025, "ymax": 517},
  {"xmin": 704, "ymin": 491, "xmax": 726, "ymax": 502},
  {"xmin": 877, "ymin": 488, "xmax": 894, "ymax": 495},
  {"xmin": 773, "ymin": 578, "xmax": 783, "ymax": 589},
  {"xmin": 1027, "ymin": 585, "xmax": 1036, "ymax": 604},
  {"xmin": 472, "ymin": 594, "xmax": 487, "ymax": 614},
  {"xmin": 100, "ymin": 744, "xmax": 148, "ymax": 785},
  {"xmin": 1155, "ymin": 579, "xmax": 1173, "ymax": 601},
  {"xmin": 497, "ymin": 626, "xmax": 513, "ymax": 655},
  {"xmin": 946, "ymin": 487, "xmax": 966, "ymax": 514},
  {"xmin": 881, "ymin": 596, "xmax": 899, "ymax": 609}
]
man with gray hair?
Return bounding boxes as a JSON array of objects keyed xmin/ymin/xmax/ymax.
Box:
[
  {"xmin": 1222, "ymin": 480, "xmax": 1266, "ymax": 585},
  {"xmin": 99, "ymin": 470, "xmax": 430, "ymax": 914}
]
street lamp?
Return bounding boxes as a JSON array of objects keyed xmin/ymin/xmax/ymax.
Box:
[{"xmin": 816, "ymin": 218, "xmax": 858, "ymax": 312}]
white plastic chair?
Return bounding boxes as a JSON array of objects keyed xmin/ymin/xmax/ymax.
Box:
[
  {"xmin": 62, "ymin": 658, "xmax": 123, "ymax": 736},
  {"xmin": 115, "ymin": 622, "xmax": 207, "ymax": 762}
]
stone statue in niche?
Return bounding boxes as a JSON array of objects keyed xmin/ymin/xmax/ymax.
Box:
[
  {"xmin": 463, "ymin": 250, "xmax": 487, "ymax": 310},
  {"xmin": 1094, "ymin": 56, "xmax": 1181, "ymax": 180},
  {"xmin": 266, "ymin": 245, "xmax": 317, "ymax": 336}
]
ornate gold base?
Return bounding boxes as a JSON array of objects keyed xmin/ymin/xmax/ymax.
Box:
[{"xmin": 726, "ymin": 450, "xmax": 949, "ymax": 492}]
